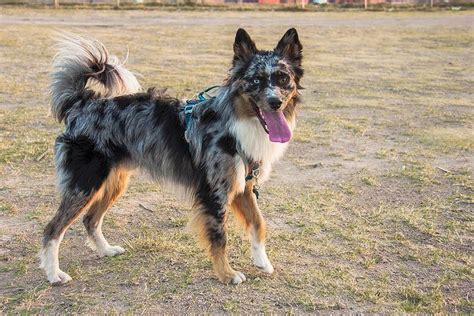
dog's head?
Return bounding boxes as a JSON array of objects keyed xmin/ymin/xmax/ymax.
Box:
[{"xmin": 229, "ymin": 28, "xmax": 303, "ymax": 143}]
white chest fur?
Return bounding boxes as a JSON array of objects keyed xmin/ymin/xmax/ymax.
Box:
[{"xmin": 230, "ymin": 118, "xmax": 290, "ymax": 184}]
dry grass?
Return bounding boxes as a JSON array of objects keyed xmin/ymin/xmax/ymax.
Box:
[{"xmin": 0, "ymin": 7, "xmax": 472, "ymax": 314}]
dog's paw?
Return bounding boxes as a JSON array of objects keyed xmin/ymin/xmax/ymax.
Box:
[
  {"xmin": 217, "ymin": 270, "xmax": 247, "ymax": 285},
  {"xmin": 99, "ymin": 245, "xmax": 125, "ymax": 257},
  {"xmin": 49, "ymin": 270, "xmax": 72, "ymax": 286},
  {"xmin": 255, "ymin": 260, "xmax": 274, "ymax": 274},
  {"xmin": 231, "ymin": 271, "xmax": 247, "ymax": 285},
  {"xmin": 252, "ymin": 248, "xmax": 274, "ymax": 274}
]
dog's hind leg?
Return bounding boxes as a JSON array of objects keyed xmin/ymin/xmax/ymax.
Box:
[
  {"xmin": 41, "ymin": 135, "xmax": 113, "ymax": 285},
  {"xmin": 231, "ymin": 181, "xmax": 274, "ymax": 274},
  {"xmin": 83, "ymin": 167, "xmax": 130, "ymax": 257},
  {"xmin": 41, "ymin": 190, "xmax": 102, "ymax": 285}
]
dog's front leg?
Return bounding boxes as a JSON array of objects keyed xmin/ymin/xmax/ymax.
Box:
[
  {"xmin": 231, "ymin": 181, "xmax": 274, "ymax": 274},
  {"xmin": 209, "ymin": 231, "xmax": 246, "ymax": 285},
  {"xmin": 192, "ymin": 182, "xmax": 246, "ymax": 285}
]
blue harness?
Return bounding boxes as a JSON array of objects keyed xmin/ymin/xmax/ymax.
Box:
[{"xmin": 184, "ymin": 85, "xmax": 220, "ymax": 131}]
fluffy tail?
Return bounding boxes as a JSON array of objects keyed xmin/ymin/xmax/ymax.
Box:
[{"xmin": 50, "ymin": 32, "xmax": 141, "ymax": 122}]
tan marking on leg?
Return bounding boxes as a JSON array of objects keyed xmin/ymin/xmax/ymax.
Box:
[
  {"xmin": 230, "ymin": 181, "xmax": 266, "ymax": 241},
  {"xmin": 83, "ymin": 166, "xmax": 130, "ymax": 257},
  {"xmin": 189, "ymin": 205, "xmax": 245, "ymax": 284},
  {"xmin": 230, "ymin": 181, "xmax": 273, "ymax": 274},
  {"xmin": 211, "ymin": 244, "xmax": 233, "ymax": 281},
  {"xmin": 210, "ymin": 243, "xmax": 245, "ymax": 284},
  {"xmin": 189, "ymin": 211, "xmax": 213, "ymax": 254}
]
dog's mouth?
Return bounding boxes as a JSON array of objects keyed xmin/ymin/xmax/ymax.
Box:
[{"xmin": 251, "ymin": 102, "xmax": 292, "ymax": 143}]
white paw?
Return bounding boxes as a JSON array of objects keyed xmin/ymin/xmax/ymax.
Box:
[
  {"xmin": 252, "ymin": 249, "xmax": 274, "ymax": 274},
  {"xmin": 255, "ymin": 259, "xmax": 274, "ymax": 274},
  {"xmin": 48, "ymin": 270, "xmax": 72, "ymax": 286},
  {"xmin": 231, "ymin": 271, "xmax": 247, "ymax": 285},
  {"xmin": 99, "ymin": 245, "xmax": 125, "ymax": 257}
]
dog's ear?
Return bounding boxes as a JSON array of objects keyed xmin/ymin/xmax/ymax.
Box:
[
  {"xmin": 233, "ymin": 28, "xmax": 257, "ymax": 66},
  {"xmin": 275, "ymin": 28, "xmax": 303, "ymax": 66}
]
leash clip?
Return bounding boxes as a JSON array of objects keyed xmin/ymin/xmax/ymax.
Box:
[
  {"xmin": 243, "ymin": 157, "xmax": 262, "ymax": 199},
  {"xmin": 249, "ymin": 162, "xmax": 261, "ymax": 199},
  {"xmin": 251, "ymin": 163, "xmax": 260, "ymax": 179}
]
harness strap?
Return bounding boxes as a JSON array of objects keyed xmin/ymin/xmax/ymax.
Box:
[
  {"xmin": 184, "ymin": 85, "xmax": 220, "ymax": 141},
  {"xmin": 184, "ymin": 85, "xmax": 220, "ymax": 127}
]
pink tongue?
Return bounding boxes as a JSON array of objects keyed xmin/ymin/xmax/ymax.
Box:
[{"xmin": 262, "ymin": 111, "xmax": 292, "ymax": 143}]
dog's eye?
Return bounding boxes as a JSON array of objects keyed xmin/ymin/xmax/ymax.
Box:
[
  {"xmin": 253, "ymin": 79, "xmax": 260, "ymax": 85},
  {"xmin": 279, "ymin": 75, "xmax": 289, "ymax": 84}
]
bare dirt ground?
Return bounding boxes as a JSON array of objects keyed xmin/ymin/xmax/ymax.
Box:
[{"xmin": 0, "ymin": 7, "xmax": 473, "ymax": 314}]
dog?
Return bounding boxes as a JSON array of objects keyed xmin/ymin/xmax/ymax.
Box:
[{"xmin": 40, "ymin": 28, "xmax": 303, "ymax": 285}]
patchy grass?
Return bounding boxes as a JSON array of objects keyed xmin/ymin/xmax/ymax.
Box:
[
  {"xmin": 0, "ymin": 8, "xmax": 473, "ymax": 314},
  {"xmin": 417, "ymin": 127, "xmax": 474, "ymax": 152},
  {"xmin": 0, "ymin": 107, "xmax": 58, "ymax": 171},
  {"xmin": 0, "ymin": 200, "xmax": 16, "ymax": 214}
]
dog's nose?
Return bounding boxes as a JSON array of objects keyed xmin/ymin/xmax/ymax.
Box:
[{"xmin": 268, "ymin": 97, "xmax": 282, "ymax": 110}]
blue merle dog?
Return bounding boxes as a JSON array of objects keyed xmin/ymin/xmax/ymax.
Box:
[{"xmin": 40, "ymin": 28, "xmax": 303, "ymax": 285}]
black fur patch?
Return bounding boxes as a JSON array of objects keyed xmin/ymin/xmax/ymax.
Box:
[
  {"xmin": 43, "ymin": 194, "xmax": 89, "ymax": 243},
  {"xmin": 217, "ymin": 135, "xmax": 237, "ymax": 156},
  {"xmin": 68, "ymin": 118, "xmax": 77, "ymax": 131},
  {"xmin": 233, "ymin": 58, "xmax": 253, "ymax": 80},
  {"xmin": 150, "ymin": 96, "xmax": 196, "ymax": 185},
  {"xmin": 93, "ymin": 121, "xmax": 104, "ymax": 132},
  {"xmin": 118, "ymin": 119, "xmax": 126, "ymax": 135},
  {"xmin": 207, "ymin": 225, "xmax": 226, "ymax": 246},
  {"xmin": 114, "ymin": 92, "xmax": 153, "ymax": 110},
  {"xmin": 196, "ymin": 179, "xmax": 222, "ymax": 216},
  {"xmin": 94, "ymin": 100, "xmax": 106, "ymax": 117},
  {"xmin": 200, "ymin": 108, "xmax": 219, "ymax": 125},
  {"xmin": 57, "ymin": 135, "xmax": 130, "ymax": 195},
  {"xmin": 59, "ymin": 135, "xmax": 110, "ymax": 194},
  {"xmin": 82, "ymin": 212, "xmax": 95, "ymax": 233},
  {"xmin": 59, "ymin": 89, "xmax": 96, "ymax": 122},
  {"xmin": 79, "ymin": 90, "xmax": 99, "ymax": 108},
  {"xmin": 202, "ymin": 133, "xmax": 214, "ymax": 150},
  {"xmin": 195, "ymin": 172, "xmax": 227, "ymax": 247}
]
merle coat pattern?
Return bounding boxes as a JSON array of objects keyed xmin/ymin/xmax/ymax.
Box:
[{"xmin": 40, "ymin": 29, "xmax": 303, "ymax": 285}]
